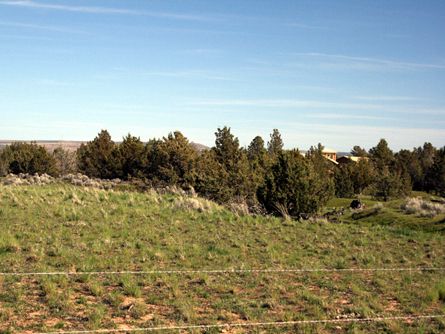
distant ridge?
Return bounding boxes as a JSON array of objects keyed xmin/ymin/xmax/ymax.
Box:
[
  {"xmin": 0, "ymin": 140, "xmax": 85, "ymax": 152},
  {"xmin": 0, "ymin": 140, "xmax": 209, "ymax": 153},
  {"xmin": 190, "ymin": 142, "xmax": 209, "ymax": 152}
]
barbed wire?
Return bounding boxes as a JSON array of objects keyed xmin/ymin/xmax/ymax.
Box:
[
  {"xmin": 32, "ymin": 314, "xmax": 445, "ymax": 334},
  {"xmin": 0, "ymin": 267, "xmax": 444, "ymax": 277}
]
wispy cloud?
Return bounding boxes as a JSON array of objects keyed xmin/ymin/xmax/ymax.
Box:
[
  {"xmin": 230, "ymin": 120, "xmax": 445, "ymax": 150},
  {"xmin": 102, "ymin": 68, "xmax": 237, "ymax": 81},
  {"xmin": 286, "ymin": 123, "xmax": 445, "ymax": 149},
  {"xmin": 352, "ymin": 95, "xmax": 425, "ymax": 102},
  {"xmin": 0, "ymin": 33, "xmax": 55, "ymax": 40},
  {"xmin": 189, "ymin": 98, "xmax": 387, "ymax": 111},
  {"xmin": 33, "ymin": 79, "xmax": 74, "ymax": 86},
  {"xmin": 0, "ymin": 0, "xmax": 221, "ymax": 22},
  {"xmin": 307, "ymin": 113, "xmax": 391, "ymax": 121},
  {"xmin": 187, "ymin": 98, "xmax": 445, "ymax": 115},
  {"xmin": 290, "ymin": 52, "xmax": 445, "ymax": 71},
  {"xmin": 180, "ymin": 48, "xmax": 223, "ymax": 55},
  {"xmin": 285, "ymin": 22, "xmax": 326, "ymax": 30},
  {"xmin": 0, "ymin": 20, "xmax": 87, "ymax": 34},
  {"xmin": 141, "ymin": 70, "xmax": 235, "ymax": 81}
]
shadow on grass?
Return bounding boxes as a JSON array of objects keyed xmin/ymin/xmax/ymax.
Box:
[{"xmin": 348, "ymin": 207, "xmax": 445, "ymax": 234}]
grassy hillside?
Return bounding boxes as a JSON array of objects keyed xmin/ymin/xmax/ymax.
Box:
[{"xmin": 0, "ymin": 183, "xmax": 444, "ymax": 333}]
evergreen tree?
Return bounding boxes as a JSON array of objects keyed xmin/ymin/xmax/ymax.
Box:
[
  {"xmin": 351, "ymin": 145, "xmax": 368, "ymax": 157},
  {"xmin": 0, "ymin": 142, "xmax": 57, "ymax": 175},
  {"xmin": 195, "ymin": 127, "xmax": 254, "ymax": 203},
  {"xmin": 258, "ymin": 150, "xmax": 334, "ymax": 217},
  {"xmin": 247, "ymin": 136, "xmax": 269, "ymax": 195},
  {"xmin": 334, "ymin": 164, "xmax": 355, "ymax": 198},
  {"xmin": 425, "ymin": 147, "xmax": 445, "ymax": 196},
  {"xmin": 247, "ymin": 136, "xmax": 266, "ymax": 162},
  {"xmin": 368, "ymin": 139, "xmax": 410, "ymax": 200},
  {"xmin": 351, "ymin": 159, "xmax": 375, "ymax": 194},
  {"xmin": 419, "ymin": 142, "xmax": 436, "ymax": 171},
  {"xmin": 369, "ymin": 139, "xmax": 394, "ymax": 170},
  {"xmin": 414, "ymin": 142, "xmax": 437, "ymax": 190},
  {"xmin": 0, "ymin": 154, "xmax": 7, "ymax": 176},
  {"xmin": 194, "ymin": 150, "xmax": 231, "ymax": 202},
  {"xmin": 115, "ymin": 134, "xmax": 146, "ymax": 180},
  {"xmin": 77, "ymin": 130, "xmax": 117, "ymax": 179},
  {"xmin": 213, "ymin": 126, "xmax": 241, "ymax": 167},
  {"xmin": 267, "ymin": 129, "xmax": 284, "ymax": 158},
  {"xmin": 147, "ymin": 131, "xmax": 197, "ymax": 187},
  {"xmin": 372, "ymin": 166, "xmax": 411, "ymax": 201},
  {"xmin": 306, "ymin": 143, "xmax": 334, "ymax": 176}
]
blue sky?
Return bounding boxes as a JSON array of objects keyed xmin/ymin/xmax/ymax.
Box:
[{"xmin": 0, "ymin": 0, "xmax": 444, "ymax": 151}]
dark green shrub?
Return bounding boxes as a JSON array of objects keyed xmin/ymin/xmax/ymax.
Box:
[
  {"xmin": 258, "ymin": 150, "xmax": 334, "ymax": 217},
  {"xmin": 146, "ymin": 131, "xmax": 197, "ymax": 187},
  {"xmin": 425, "ymin": 147, "xmax": 445, "ymax": 196},
  {"xmin": 77, "ymin": 130, "xmax": 117, "ymax": 179},
  {"xmin": 0, "ymin": 142, "xmax": 57, "ymax": 175},
  {"xmin": 114, "ymin": 134, "xmax": 146, "ymax": 180}
]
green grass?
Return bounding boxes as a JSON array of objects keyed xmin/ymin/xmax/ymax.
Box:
[{"xmin": 0, "ymin": 183, "xmax": 444, "ymax": 333}]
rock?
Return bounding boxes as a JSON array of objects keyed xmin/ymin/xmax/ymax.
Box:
[
  {"xmin": 350, "ymin": 199, "xmax": 364, "ymax": 209},
  {"xmin": 185, "ymin": 186, "xmax": 197, "ymax": 198},
  {"xmin": 3, "ymin": 175, "xmax": 22, "ymax": 185},
  {"xmin": 228, "ymin": 201, "xmax": 250, "ymax": 216}
]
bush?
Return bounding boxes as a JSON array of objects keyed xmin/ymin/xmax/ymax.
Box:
[
  {"xmin": 114, "ymin": 134, "xmax": 146, "ymax": 180},
  {"xmin": 194, "ymin": 150, "xmax": 232, "ymax": 203},
  {"xmin": 77, "ymin": 130, "xmax": 117, "ymax": 179},
  {"xmin": 334, "ymin": 164, "xmax": 355, "ymax": 198},
  {"xmin": 146, "ymin": 131, "xmax": 197, "ymax": 187},
  {"xmin": 258, "ymin": 150, "xmax": 334, "ymax": 217},
  {"xmin": 0, "ymin": 156, "xmax": 7, "ymax": 177},
  {"xmin": 52, "ymin": 147, "xmax": 77, "ymax": 176},
  {"xmin": 0, "ymin": 142, "xmax": 57, "ymax": 176},
  {"xmin": 195, "ymin": 127, "xmax": 254, "ymax": 203},
  {"xmin": 425, "ymin": 147, "xmax": 445, "ymax": 196},
  {"xmin": 401, "ymin": 197, "xmax": 445, "ymax": 218},
  {"xmin": 372, "ymin": 168, "xmax": 411, "ymax": 201}
]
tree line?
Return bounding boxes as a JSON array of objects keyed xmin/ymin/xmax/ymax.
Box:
[{"xmin": 0, "ymin": 128, "xmax": 444, "ymax": 216}]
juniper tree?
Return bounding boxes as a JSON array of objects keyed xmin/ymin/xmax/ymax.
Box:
[
  {"xmin": 247, "ymin": 136, "xmax": 266, "ymax": 162},
  {"xmin": 77, "ymin": 130, "xmax": 117, "ymax": 179},
  {"xmin": 114, "ymin": 134, "xmax": 146, "ymax": 180},
  {"xmin": 369, "ymin": 139, "xmax": 410, "ymax": 200},
  {"xmin": 194, "ymin": 149, "xmax": 232, "ymax": 202},
  {"xmin": 267, "ymin": 129, "xmax": 284, "ymax": 159},
  {"xmin": 351, "ymin": 159, "xmax": 375, "ymax": 194},
  {"xmin": 369, "ymin": 139, "xmax": 394, "ymax": 170},
  {"xmin": 195, "ymin": 127, "xmax": 254, "ymax": 203},
  {"xmin": 147, "ymin": 131, "xmax": 197, "ymax": 187},
  {"xmin": 258, "ymin": 150, "xmax": 333, "ymax": 217},
  {"xmin": 334, "ymin": 164, "xmax": 355, "ymax": 198},
  {"xmin": 0, "ymin": 142, "xmax": 57, "ymax": 176},
  {"xmin": 425, "ymin": 147, "xmax": 445, "ymax": 196},
  {"xmin": 351, "ymin": 145, "xmax": 368, "ymax": 157}
]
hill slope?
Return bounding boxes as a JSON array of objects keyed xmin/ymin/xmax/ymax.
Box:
[{"xmin": 0, "ymin": 184, "xmax": 444, "ymax": 333}]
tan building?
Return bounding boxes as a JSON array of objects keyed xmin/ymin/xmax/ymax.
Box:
[
  {"xmin": 322, "ymin": 148, "xmax": 337, "ymax": 161},
  {"xmin": 337, "ymin": 156, "xmax": 368, "ymax": 164}
]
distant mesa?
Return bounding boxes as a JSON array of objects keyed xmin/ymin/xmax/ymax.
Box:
[
  {"xmin": 0, "ymin": 140, "xmax": 209, "ymax": 153},
  {"xmin": 190, "ymin": 142, "xmax": 209, "ymax": 152},
  {"xmin": 0, "ymin": 140, "xmax": 84, "ymax": 152}
]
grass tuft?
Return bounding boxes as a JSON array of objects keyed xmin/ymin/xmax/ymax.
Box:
[{"xmin": 401, "ymin": 197, "xmax": 445, "ymax": 218}]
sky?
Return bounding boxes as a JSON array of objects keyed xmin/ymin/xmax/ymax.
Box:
[{"xmin": 0, "ymin": 0, "xmax": 444, "ymax": 151}]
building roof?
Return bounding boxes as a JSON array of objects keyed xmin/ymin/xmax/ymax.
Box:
[
  {"xmin": 323, "ymin": 156, "xmax": 339, "ymax": 165},
  {"xmin": 337, "ymin": 155, "xmax": 369, "ymax": 163},
  {"xmin": 322, "ymin": 148, "xmax": 337, "ymax": 153}
]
